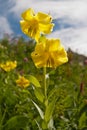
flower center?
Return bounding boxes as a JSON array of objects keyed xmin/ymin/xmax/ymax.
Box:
[
  {"xmin": 46, "ymin": 53, "xmax": 55, "ymax": 67},
  {"xmin": 29, "ymin": 19, "xmax": 39, "ymax": 33}
]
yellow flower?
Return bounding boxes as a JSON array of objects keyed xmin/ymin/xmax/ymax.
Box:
[
  {"xmin": 0, "ymin": 61, "xmax": 17, "ymax": 72},
  {"xmin": 31, "ymin": 38, "xmax": 68, "ymax": 68},
  {"xmin": 16, "ymin": 76, "xmax": 30, "ymax": 88},
  {"xmin": 20, "ymin": 8, "xmax": 54, "ymax": 41}
]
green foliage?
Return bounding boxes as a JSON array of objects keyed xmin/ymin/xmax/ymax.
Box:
[
  {"xmin": 0, "ymin": 38, "xmax": 87, "ymax": 129},
  {"xmin": 3, "ymin": 115, "xmax": 29, "ymax": 130},
  {"xmin": 28, "ymin": 75, "xmax": 41, "ymax": 88},
  {"xmin": 44, "ymin": 97, "xmax": 57, "ymax": 123}
]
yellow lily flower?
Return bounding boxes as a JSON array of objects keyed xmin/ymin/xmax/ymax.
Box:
[
  {"xmin": 0, "ymin": 61, "xmax": 17, "ymax": 72},
  {"xmin": 16, "ymin": 76, "xmax": 30, "ymax": 88},
  {"xmin": 20, "ymin": 8, "xmax": 54, "ymax": 41},
  {"xmin": 31, "ymin": 38, "xmax": 68, "ymax": 68}
]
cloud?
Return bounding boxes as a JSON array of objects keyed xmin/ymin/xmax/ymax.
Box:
[
  {"xmin": 0, "ymin": 0, "xmax": 87, "ymax": 56},
  {"xmin": 10, "ymin": 0, "xmax": 87, "ymax": 31},
  {"xmin": 0, "ymin": 0, "xmax": 15, "ymax": 16},
  {"xmin": 0, "ymin": 16, "xmax": 13, "ymax": 39},
  {"xmin": 0, "ymin": 0, "xmax": 15, "ymax": 38},
  {"xmin": 48, "ymin": 26, "xmax": 87, "ymax": 56},
  {"xmin": 10, "ymin": 0, "xmax": 87, "ymax": 23}
]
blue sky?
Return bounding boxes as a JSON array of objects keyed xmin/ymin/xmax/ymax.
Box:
[{"xmin": 0, "ymin": 0, "xmax": 87, "ymax": 56}]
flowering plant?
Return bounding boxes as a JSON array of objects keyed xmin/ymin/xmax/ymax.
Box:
[
  {"xmin": 0, "ymin": 19, "xmax": 87, "ymax": 129},
  {"xmin": 20, "ymin": 8, "xmax": 68, "ymax": 129}
]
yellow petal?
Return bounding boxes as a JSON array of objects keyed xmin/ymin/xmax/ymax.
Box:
[
  {"xmin": 53, "ymin": 49, "xmax": 68, "ymax": 67},
  {"xmin": 39, "ymin": 23, "xmax": 54, "ymax": 34},
  {"xmin": 34, "ymin": 31, "xmax": 40, "ymax": 42},
  {"xmin": 31, "ymin": 51, "xmax": 49, "ymax": 68},
  {"xmin": 36, "ymin": 12, "xmax": 52, "ymax": 23},
  {"xmin": 20, "ymin": 19, "xmax": 40, "ymax": 41},
  {"xmin": 31, "ymin": 37, "xmax": 68, "ymax": 68},
  {"xmin": 16, "ymin": 76, "xmax": 30, "ymax": 88},
  {"xmin": 46, "ymin": 39, "xmax": 60, "ymax": 52},
  {"xmin": 20, "ymin": 20, "xmax": 29, "ymax": 34},
  {"xmin": 35, "ymin": 43, "xmax": 45, "ymax": 52},
  {"xmin": 21, "ymin": 8, "xmax": 35, "ymax": 21}
]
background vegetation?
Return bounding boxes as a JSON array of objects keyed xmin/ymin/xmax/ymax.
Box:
[{"xmin": 0, "ymin": 36, "xmax": 87, "ymax": 130}]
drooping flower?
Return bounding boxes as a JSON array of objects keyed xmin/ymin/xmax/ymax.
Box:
[
  {"xmin": 16, "ymin": 75, "xmax": 30, "ymax": 88},
  {"xmin": 31, "ymin": 38, "xmax": 68, "ymax": 68},
  {"xmin": 20, "ymin": 8, "xmax": 54, "ymax": 41},
  {"xmin": 0, "ymin": 61, "xmax": 17, "ymax": 72}
]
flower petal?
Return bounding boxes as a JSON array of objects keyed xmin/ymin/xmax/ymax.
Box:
[
  {"xmin": 20, "ymin": 19, "xmax": 40, "ymax": 41},
  {"xmin": 20, "ymin": 20, "xmax": 29, "ymax": 34},
  {"xmin": 46, "ymin": 39, "xmax": 60, "ymax": 52},
  {"xmin": 52, "ymin": 49, "xmax": 68, "ymax": 67},
  {"xmin": 16, "ymin": 76, "xmax": 30, "ymax": 88},
  {"xmin": 31, "ymin": 51, "xmax": 49, "ymax": 68},
  {"xmin": 36, "ymin": 12, "xmax": 52, "ymax": 23},
  {"xmin": 21, "ymin": 8, "xmax": 35, "ymax": 21},
  {"xmin": 39, "ymin": 23, "xmax": 54, "ymax": 34},
  {"xmin": 31, "ymin": 37, "xmax": 68, "ymax": 68}
]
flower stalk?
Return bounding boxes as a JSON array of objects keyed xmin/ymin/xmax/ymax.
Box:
[
  {"xmin": 20, "ymin": 8, "xmax": 68, "ymax": 130},
  {"xmin": 43, "ymin": 67, "xmax": 48, "ymax": 107}
]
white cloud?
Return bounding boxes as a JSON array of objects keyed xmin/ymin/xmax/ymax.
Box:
[
  {"xmin": 1, "ymin": 0, "xmax": 87, "ymax": 56},
  {"xmin": 48, "ymin": 27, "xmax": 87, "ymax": 56},
  {"xmin": 10, "ymin": 0, "xmax": 87, "ymax": 23},
  {"xmin": 0, "ymin": 17, "xmax": 13, "ymax": 39}
]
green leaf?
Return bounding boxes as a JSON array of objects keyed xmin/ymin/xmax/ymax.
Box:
[
  {"xmin": 34, "ymin": 88, "xmax": 44, "ymax": 103},
  {"xmin": 35, "ymin": 120, "xmax": 42, "ymax": 130},
  {"xmin": 44, "ymin": 97, "xmax": 57, "ymax": 123},
  {"xmin": 79, "ymin": 104, "xmax": 87, "ymax": 117},
  {"xmin": 42, "ymin": 120, "xmax": 48, "ymax": 130},
  {"xmin": 22, "ymin": 89, "xmax": 32, "ymax": 97},
  {"xmin": 48, "ymin": 118, "xmax": 55, "ymax": 129},
  {"xmin": 28, "ymin": 75, "xmax": 41, "ymax": 88},
  {"xmin": 60, "ymin": 116, "xmax": 69, "ymax": 122},
  {"xmin": 32, "ymin": 100, "xmax": 44, "ymax": 119},
  {"xmin": 48, "ymin": 87, "xmax": 57, "ymax": 100},
  {"xmin": 3, "ymin": 115, "xmax": 29, "ymax": 130},
  {"xmin": 81, "ymin": 127, "xmax": 87, "ymax": 130},
  {"xmin": 79, "ymin": 112, "xmax": 87, "ymax": 129}
]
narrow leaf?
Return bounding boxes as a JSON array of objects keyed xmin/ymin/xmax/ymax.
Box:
[
  {"xmin": 32, "ymin": 100, "xmax": 44, "ymax": 119},
  {"xmin": 34, "ymin": 88, "xmax": 44, "ymax": 103},
  {"xmin": 44, "ymin": 97, "xmax": 57, "ymax": 123},
  {"xmin": 28, "ymin": 75, "xmax": 41, "ymax": 88},
  {"xmin": 35, "ymin": 120, "xmax": 42, "ymax": 130},
  {"xmin": 79, "ymin": 112, "xmax": 87, "ymax": 128},
  {"xmin": 48, "ymin": 118, "xmax": 55, "ymax": 130}
]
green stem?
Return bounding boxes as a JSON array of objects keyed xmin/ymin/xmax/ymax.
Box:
[
  {"xmin": 43, "ymin": 67, "xmax": 48, "ymax": 106},
  {"xmin": 43, "ymin": 67, "xmax": 46, "ymax": 97},
  {"xmin": 0, "ymin": 109, "xmax": 6, "ymax": 129}
]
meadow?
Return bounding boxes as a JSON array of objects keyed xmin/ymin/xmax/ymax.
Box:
[{"xmin": 0, "ymin": 37, "xmax": 87, "ymax": 130}]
